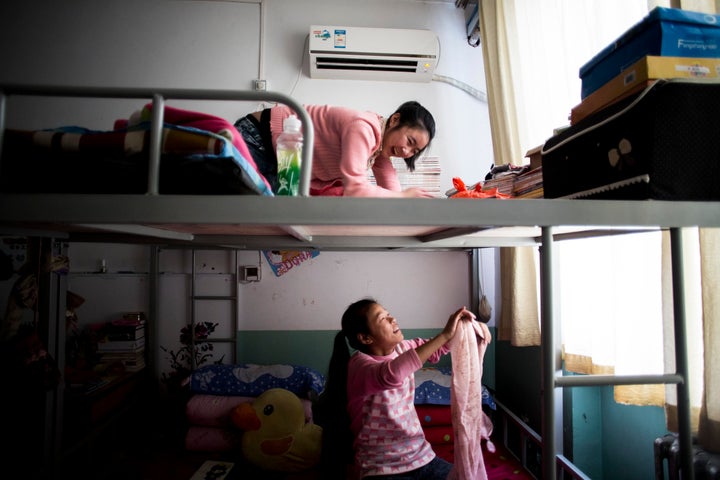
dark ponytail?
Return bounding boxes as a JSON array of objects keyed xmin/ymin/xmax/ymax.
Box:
[{"xmin": 314, "ymin": 299, "xmax": 377, "ymax": 479}]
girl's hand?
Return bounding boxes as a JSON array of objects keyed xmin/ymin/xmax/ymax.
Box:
[
  {"xmin": 402, "ymin": 187, "xmax": 435, "ymax": 198},
  {"xmin": 440, "ymin": 306, "xmax": 475, "ymax": 341},
  {"xmin": 415, "ymin": 306, "xmax": 475, "ymax": 364}
]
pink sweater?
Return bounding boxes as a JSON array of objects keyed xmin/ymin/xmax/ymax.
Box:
[
  {"xmin": 269, "ymin": 105, "xmax": 403, "ymax": 197},
  {"xmin": 347, "ymin": 339, "xmax": 449, "ymax": 478}
]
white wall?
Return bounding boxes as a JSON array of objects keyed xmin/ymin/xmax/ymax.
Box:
[{"xmin": 66, "ymin": 244, "xmax": 479, "ymax": 375}]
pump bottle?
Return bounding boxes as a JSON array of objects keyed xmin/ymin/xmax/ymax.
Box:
[{"xmin": 276, "ymin": 115, "xmax": 303, "ymax": 196}]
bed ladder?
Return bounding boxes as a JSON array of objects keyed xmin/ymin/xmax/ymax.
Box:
[{"xmin": 189, "ymin": 248, "xmax": 239, "ymax": 370}]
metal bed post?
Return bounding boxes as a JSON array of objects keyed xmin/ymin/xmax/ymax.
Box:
[
  {"xmin": 148, "ymin": 94, "xmax": 165, "ymax": 196},
  {"xmin": 669, "ymin": 228, "xmax": 695, "ymax": 480},
  {"xmin": 0, "ymin": 90, "xmax": 6, "ymax": 170},
  {"xmin": 540, "ymin": 226, "xmax": 558, "ymax": 480}
]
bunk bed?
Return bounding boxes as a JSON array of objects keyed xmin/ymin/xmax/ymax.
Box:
[{"xmin": 1, "ymin": 84, "xmax": 719, "ymax": 480}]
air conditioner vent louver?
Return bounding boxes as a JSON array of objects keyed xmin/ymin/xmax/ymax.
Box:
[
  {"xmin": 309, "ymin": 25, "xmax": 439, "ymax": 82},
  {"xmin": 315, "ymin": 57, "xmax": 419, "ymax": 73}
]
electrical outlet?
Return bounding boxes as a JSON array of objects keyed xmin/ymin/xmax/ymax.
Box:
[
  {"xmin": 239, "ymin": 265, "xmax": 261, "ymax": 283},
  {"xmin": 253, "ymin": 79, "xmax": 267, "ymax": 91}
]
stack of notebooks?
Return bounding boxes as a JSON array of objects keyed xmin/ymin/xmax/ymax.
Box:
[{"xmin": 95, "ymin": 315, "xmax": 146, "ymax": 373}]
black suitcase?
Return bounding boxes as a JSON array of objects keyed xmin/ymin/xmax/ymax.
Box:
[{"xmin": 541, "ymin": 79, "xmax": 720, "ymax": 200}]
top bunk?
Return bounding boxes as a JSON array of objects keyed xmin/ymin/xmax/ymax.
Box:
[{"xmin": 1, "ymin": 84, "xmax": 719, "ymax": 251}]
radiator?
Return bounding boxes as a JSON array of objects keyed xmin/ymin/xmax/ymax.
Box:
[{"xmin": 654, "ymin": 433, "xmax": 720, "ymax": 480}]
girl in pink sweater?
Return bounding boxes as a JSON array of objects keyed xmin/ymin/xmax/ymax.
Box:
[
  {"xmin": 314, "ymin": 298, "xmax": 476, "ymax": 479},
  {"xmin": 235, "ymin": 102, "xmax": 436, "ymax": 197}
]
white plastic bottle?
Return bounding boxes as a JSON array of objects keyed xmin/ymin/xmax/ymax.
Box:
[{"xmin": 276, "ymin": 115, "xmax": 303, "ymax": 196}]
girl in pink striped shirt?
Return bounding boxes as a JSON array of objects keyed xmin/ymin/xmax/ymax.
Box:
[
  {"xmin": 314, "ymin": 298, "xmax": 476, "ymax": 479},
  {"xmin": 235, "ymin": 101, "xmax": 436, "ymax": 197}
]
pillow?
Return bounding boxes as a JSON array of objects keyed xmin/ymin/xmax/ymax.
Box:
[
  {"xmin": 189, "ymin": 364, "xmax": 325, "ymax": 399},
  {"xmin": 414, "ymin": 366, "xmax": 496, "ymax": 410},
  {"xmin": 186, "ymin": 394, "xmax": 314, "ymax": 427}
]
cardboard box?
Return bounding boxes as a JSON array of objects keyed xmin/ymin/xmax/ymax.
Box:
[
  {"xmin": 524, "ymin": 145, "xmax": 543, "ymax": 170},
  {"xmin": 571, "ymin": 56, "xmax": 720, "ymax": 124},
  {"xmin": 579, "ymin": 7, "xmax": 720, "ymax": 99}
]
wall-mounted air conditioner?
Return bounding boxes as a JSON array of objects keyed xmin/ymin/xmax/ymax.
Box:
[{"xmin": 309, "ymin": 25, "xmax": 439, "ymax": 82}]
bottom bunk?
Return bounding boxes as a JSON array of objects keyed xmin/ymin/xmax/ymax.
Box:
[
  {"xmin": 44, "ymin": 362, "xmax": 541, "ymax": 480},
  {"xmin": 175, "ymin": 364, "xmax": 536, "ymax": 480}
]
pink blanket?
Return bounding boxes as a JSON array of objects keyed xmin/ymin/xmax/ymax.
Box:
[{"xmin": 448, "ymin": 320, "xmax": 493, "ymax": 480}]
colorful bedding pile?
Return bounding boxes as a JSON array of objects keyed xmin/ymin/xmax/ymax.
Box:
[{"xmin": 0, "ymin": 104, "xmax": 273, "ymax": 196}]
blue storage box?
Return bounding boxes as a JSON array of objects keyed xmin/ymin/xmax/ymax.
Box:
[{"xmin": 580, "ymin": 7, "xmax": 720, "ymax": 98}]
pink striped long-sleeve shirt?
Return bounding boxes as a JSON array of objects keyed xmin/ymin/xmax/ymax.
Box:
[
  {"xmin": 269, "ymin": 104, "xmax": 403, "ymax": 197},
  {"xmin": 347, "ymin": 338, "xmax": 449, "ymax": 478}
]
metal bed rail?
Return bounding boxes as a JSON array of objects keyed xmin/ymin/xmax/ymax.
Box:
[{"xmin": 0, "ymin": 84, "xmax": 315, "ymax": 197}]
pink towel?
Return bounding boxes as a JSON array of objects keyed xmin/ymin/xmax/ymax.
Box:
[{"xmin": 448, "ymin": 320, "xmax": 494, "ymax": 480}]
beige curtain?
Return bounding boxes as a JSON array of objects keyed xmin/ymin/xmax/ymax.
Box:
[
  {"xmin": 663, "ymin": 229, "xmax": 720, "ymax": 453},
  {"xmin": 478, "ymin": 0, "xmax": 539, "ymax": 346},
  {"xmin": 477, "ymin": 0, "xmax": 523, "ymax": 168},
  {"xmin": 497, "ymin": 247, "xmax": 540, "ymax": 346},
  {"xmin": 697, "ymin": 229, "xmax": 720, "ymax": 452}
]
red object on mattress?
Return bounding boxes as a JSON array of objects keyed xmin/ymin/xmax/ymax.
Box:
[
  {"xmin": 424, "ymin": 425, "xmax": 454, "ymax": 446},
  {"xmin": 416, "ymin": 404, "xmax": 453, "ymax": 426},
  {"xmin": 430, "ymin": 439, "xmax": 533, "ymax": 479},
  {"xmin": 483, "ymin": 441, "xmax": 534, "ymax": 480},
  {"xmin": 433, "ymin": 443, "xmax": 455, "ymax": 463},
  {"xmin": 416, "ymin": 404, "xmax": 532, "ymax": 479}
]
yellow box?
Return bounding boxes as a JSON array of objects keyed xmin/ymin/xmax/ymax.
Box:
[{"xmin": 571, "ymin": 55, "xmax": 720, "ymax": 125}]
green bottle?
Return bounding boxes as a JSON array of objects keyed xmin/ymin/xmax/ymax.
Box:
[{"xmin": 276, "ymin": 115, "xmax": 303, "ymax": 196}]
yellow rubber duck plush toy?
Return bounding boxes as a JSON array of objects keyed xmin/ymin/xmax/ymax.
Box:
[{"xmin": 231, "ymin": 388, "xmax": 322, "ymax": 473}]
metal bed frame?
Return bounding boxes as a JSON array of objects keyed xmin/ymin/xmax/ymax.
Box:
[{"xmin": 2, "ymin": 85, "xmax": 719, "ymax": 479}]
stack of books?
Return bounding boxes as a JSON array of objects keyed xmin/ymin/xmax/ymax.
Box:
[
  {"xmin": 94, "ymin": 315, "xmax": 146, "ymax": 373},
  {"xmin": 512, "ymin": 166, "xmax": 544, "ymax": 198},
  {"xmin": 369, "ymin": 156, "xmax": 442, "ymax": 197},
  {"xmin": 481, "ymin": 164, "xmax": 531, "ymax": 197}
]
